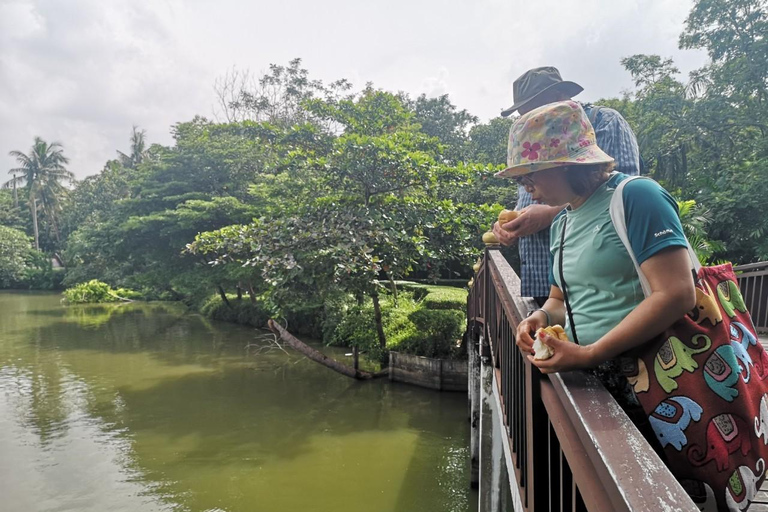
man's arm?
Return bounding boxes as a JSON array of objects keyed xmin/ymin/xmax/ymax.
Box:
[
  {"xmin": 492, "ymin": 203, "xmax": 563, "ymax": 246},
  {"xmin": 594, "ymin": 108, "xmax": 640, "ymax": 176}
]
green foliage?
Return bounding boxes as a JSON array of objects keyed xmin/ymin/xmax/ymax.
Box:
[
  {"xmin": 63, "ymin": 280, "xmax": 140, "ymax": 304},
  {"xmin": 0, "ymin": 226, "xmax": 33, "ymax": 287},
  {"xmin": 329, "ymin": 286, "xmax": 466, "ymax": 360},
  {"xmin": 5, "ymin": 137, "xmax": 74, "ymax": 252},
  {"xmin": 64, "ymin": 280, "xmax": 119, "ymax": 304},
  {"xmin": 400, "ymin": 309, "xmax": 465, "ymax": 358},
  {"xmin": 23, "ymin": 253, "xmax": 65, "ymax": 290},
  {"xmin": 419, "ymin": 286, "xmax": 468, "ymax": 311},
  {"xmin": 0, "ymin": 189, "xmax": 25, "ymax": 230},
  {"xmin": 199, "ymin": 294, "xmax": 271, "ymax": 327}
]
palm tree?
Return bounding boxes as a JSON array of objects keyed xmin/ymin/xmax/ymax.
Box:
[
  {"xmin": 117, "ymin": 126, "xmax": 149, "ymax": 169},
  {"xmin": 4, "ymin": 137, "xmax": 74, "ymax": 250}
]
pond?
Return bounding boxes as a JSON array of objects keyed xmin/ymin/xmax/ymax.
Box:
[{"xmin": 0, "ymin": 292, "xmax": 476, "ymax": 512}]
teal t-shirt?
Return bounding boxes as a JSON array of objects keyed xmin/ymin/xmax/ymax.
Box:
[{"xmin": 549, "ymin": 173, "xmax": 688, "ymax": 345}]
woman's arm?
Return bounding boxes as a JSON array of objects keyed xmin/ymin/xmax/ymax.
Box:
[
  {"xmin": 529, "ymin": 246, "xmax": 696, "ymax": 373},
  {"xmin": 515, "ymin": 285, "xmax": 566, "ymax": 354}
]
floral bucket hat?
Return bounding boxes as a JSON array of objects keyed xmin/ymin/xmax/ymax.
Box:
[{"xmin": 495, "ymin": 100, "xmax": 614, "ymax": 178}]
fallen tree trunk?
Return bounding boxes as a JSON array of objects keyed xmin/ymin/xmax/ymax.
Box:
[{"xmin": 267, "ymin": 319, "xmax": 388, "ymax": 380}]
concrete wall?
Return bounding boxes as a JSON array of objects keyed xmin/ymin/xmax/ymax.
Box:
[{"xmin": 388, "ymin": 352, "xmax": 468, "ymax": 391}]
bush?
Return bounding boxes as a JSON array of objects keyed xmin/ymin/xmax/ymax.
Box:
[
  {"xmin": 398, "ymin": 309, "xmax": 465, "ymax": 358},
  {"xmin": 63, "ymin": 280, "xmax": 142, "ymax": 304},
  {"xmin": 114, "ymin": 288, "xmax": 144, "ymax": 300},
  {"xmin": 419, "ymin": 286, "xmax": 467, "ymax": 311},
  {"xmin": 63, "ymin": 280, "xmax": 119, "ymax": 304},
  {"xmin": 327, "ymin": 286, "xmax": 467, "ymax": 360},
  {"xmin": 200, "ymin": 294, "xmax": 271, "ymax": 327},
  {"xmin": 0, "ymin": 226, "xmax": 33, "ymax": 288}
]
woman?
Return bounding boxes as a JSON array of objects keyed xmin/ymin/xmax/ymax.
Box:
[{"xmin": 493, "ymin": 100, "xmax": 696, "ymax": 383}]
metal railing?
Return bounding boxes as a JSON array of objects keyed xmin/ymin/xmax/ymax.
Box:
[
  {"xmin": 468, "ymin": 247, "xmax": 696, "ymax": 512},
  {"xmin": 735, "ymin": 261, "xmax": 768, "ymax": 334}
]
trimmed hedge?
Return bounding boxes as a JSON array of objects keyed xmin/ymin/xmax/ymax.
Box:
[
  {"xmin": 328, "ymin": 284, "xmax": 467, "ymax": 359},
  {"xmin": 419, "ymin": 286, "xmax": 467, "ymax": 311},
  {"xmin": 398, "ymin": 308, "xmax": 465, "ymax": 358}
]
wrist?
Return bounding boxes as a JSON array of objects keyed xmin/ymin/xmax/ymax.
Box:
[
  {"xmin": 584, "ymin": 342, "xmax": 606, "ymax": 367},
  {"xmin": 528, "ymin": 308, "xmax": 550, "ymax": 326}
]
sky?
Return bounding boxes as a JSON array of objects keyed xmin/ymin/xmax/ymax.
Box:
[{"xmin": 0, "ymin": 0, "xmax": 709, "ymax": 180}]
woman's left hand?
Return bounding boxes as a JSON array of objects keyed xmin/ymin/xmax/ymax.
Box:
[{"xmin": 527, "ymin": 334, "xmax": 599, "ymax": 374}]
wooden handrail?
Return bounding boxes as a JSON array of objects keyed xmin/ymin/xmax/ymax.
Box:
[{"xmin": 469, "ymin": 247, "xmax": 696, "ymax": 511}]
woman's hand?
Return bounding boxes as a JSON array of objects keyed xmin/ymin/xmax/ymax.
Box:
[
  {"xmin": 527, "ymin": 334, "xmax": 598, "ymax": 374},
  {"xmin": 516, "ymin": 310, "xmax": 546, "ymax": 355}
]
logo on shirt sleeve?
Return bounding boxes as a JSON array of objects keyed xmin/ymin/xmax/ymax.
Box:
[{"xmin": 654, "ymin": 228, "xmax": 674, "ymax": 238}]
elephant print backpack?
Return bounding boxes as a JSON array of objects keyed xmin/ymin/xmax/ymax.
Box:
[{"xmin": 611, "ymin": 176, "xmax": 768, "ymax": 512}]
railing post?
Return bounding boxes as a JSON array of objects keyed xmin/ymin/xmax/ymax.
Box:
[{"xmin": 526, "ymin": 361, "xmax": 549, "ymax": 511}]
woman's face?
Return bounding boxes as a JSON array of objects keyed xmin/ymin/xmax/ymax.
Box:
[{"xmin": 517, "ymin": 167, "xmax": 573, "ymax": 206}]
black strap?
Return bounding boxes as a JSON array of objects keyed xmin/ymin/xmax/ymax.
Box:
[{"xmin": 559, "ymin": 216, "xmax": 579, "ymax": 344}]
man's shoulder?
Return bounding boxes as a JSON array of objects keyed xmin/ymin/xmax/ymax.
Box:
[{"xmin": 581, "ymin": 103, "xmax": 624, "ymax": 123}]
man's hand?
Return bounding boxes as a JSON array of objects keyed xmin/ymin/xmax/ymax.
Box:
[{"xmin": 501, "ymin": 204, "xmax": 564, "ymax": 239}]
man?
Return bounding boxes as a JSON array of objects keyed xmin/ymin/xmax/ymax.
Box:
[{"xmin": 493, "ymin": 66, "xmax": 640, "ymax": 306}]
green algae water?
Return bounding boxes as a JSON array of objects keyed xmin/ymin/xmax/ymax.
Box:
[{"xmin": 0, "ymin": 292, "xmax": 475, "ymax": 512}]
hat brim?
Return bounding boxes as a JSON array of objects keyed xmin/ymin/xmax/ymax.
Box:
[
  {"xmin": 500, "ymin": 81, "xmax": 584, "ymax": 117},
  {"xmin": 495, "ymin": 145, "xmax": 614, "ymax": 179}
]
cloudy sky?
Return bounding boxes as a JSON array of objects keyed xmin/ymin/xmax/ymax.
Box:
[{"xmin": 0, "ymin": 0, "xmax": 708, "ymax": 180}]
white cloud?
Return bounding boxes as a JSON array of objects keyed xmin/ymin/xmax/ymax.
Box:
[{"xmin": 0, "ymin": 0, "xmax": 709, "ymax": 179}]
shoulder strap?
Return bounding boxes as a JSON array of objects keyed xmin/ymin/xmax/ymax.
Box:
[
  {"xmin": 558, "ymin": 216, "xmax": 579, "ymax": 344},
  {"xmin": 609, "ymin": 176, "xmax": 701, "ymax": 298}
]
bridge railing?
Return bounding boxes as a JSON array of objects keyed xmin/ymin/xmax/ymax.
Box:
[
  {"xmin": 735, "ymin": 261, "xmax": 768, "ymax": 334},
  {"xmin": 468, "ymin": 247, "xmax": 696, "ymax": 512}
]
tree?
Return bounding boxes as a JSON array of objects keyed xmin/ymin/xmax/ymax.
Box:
[
  {"xmin": 117, "ymin": 126, "xmax": 150, "ymax": 170},
  {"xmin": 409, "ymin": 94, "xmax": 478, "ymax": 164},
  {"xmin": 0, "ymin": 226, "xmax": 33, "ymax": 287},
  {"xmin": 5, "ymin": 137, "xmax": 74, "ymax": 250}
]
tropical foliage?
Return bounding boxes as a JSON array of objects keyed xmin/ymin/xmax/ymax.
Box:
[{"xmin": 3, "ymin": 0, "xmax": 766, "ymax": 361}]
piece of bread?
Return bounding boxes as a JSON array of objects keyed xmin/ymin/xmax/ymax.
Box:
[
  {"xmin": 482, "ymin": 231, "xmax": 499, "ymax": 244},
  {"xmin": 498, "ymin": 209, "xmax": 519, "ymax": 227},
  {"xmin": 532, "ymin": 325, "xmax": 569, "ymax": 360}
]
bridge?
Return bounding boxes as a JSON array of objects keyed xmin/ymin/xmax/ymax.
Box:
[{"xmin": 466, "ymin": 249, "xmax": 768, "ymax": 512}]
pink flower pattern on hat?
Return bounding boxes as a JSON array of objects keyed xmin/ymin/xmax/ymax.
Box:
[
  {"xmin": 521, "ymin": 142, "xmax": 541, "ymax": 161},
  {"xmin": 550, "ymin": 138, "xmax": 560, "ymax": 147}
]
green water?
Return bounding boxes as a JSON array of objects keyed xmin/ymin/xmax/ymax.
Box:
[{"xmin": 0, "ymin": 292, "xmax": 475, "ymax": 512}]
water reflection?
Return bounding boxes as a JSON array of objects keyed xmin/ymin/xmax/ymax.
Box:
[{"xmin": 0, "ymin": 292, "xmax": 475, "ymax": 512}]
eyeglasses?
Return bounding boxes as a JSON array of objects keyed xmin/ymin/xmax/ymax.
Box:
[{"xmin": 514, "ymin": 175, "xmax": 536, "ymax": 190}]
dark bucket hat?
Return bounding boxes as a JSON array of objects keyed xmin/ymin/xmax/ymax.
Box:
[{"xmin": 500, "ymin": 66, "xmax": 584, "ymax": 117}]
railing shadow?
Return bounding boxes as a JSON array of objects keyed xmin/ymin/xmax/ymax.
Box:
[{"xmin": 468, "ymin": 247, "xmax": 696, "ymax": 512}]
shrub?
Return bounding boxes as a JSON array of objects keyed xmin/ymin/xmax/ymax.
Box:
[
  {"xmin": 327, "ymin": 286, "xmax": 467, "ymax": 360},
  {"xmin": 114, "ymin": 288, "xmax": 144, "ymax": 300},
  {"xmin": 200, "ymin": 294, "xmax": 271, "ymax": 327},
  {"xmin": 63, "ymin": 280, "xmax": 119, "ymax": 304},
  {"xmin": 63, "ymin": 280, "xmax": 142, "ymax": 304},
  {"xmin": 0, "ymin": 226, "xmax": 32, "ymax": 288},
  {"xmin": 399, "ymin": 309, "xmax": 465, "ymax": 358},
  {"xmin": 419, "ymin": 286, "xmax": 467, "ymax": 311}
]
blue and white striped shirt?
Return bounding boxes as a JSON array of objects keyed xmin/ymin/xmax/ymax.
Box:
[{"xmin": 515, "ymin": 104, "xmax": 640, "ymax": 298}]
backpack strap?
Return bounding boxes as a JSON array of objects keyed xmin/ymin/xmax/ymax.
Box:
[{"xmin": 609, "ymin": 175, "xmax": 701, "ymax": 299}]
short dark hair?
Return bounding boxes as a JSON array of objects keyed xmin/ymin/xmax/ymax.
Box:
[{"xmin": 564, "ymin": 163, "xmax": 615, "ymax": 196}]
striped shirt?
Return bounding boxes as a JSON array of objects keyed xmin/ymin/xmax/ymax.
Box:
[{"xmin": 515, "ymin": 104, "xmax": 640, "ymax": 298}]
